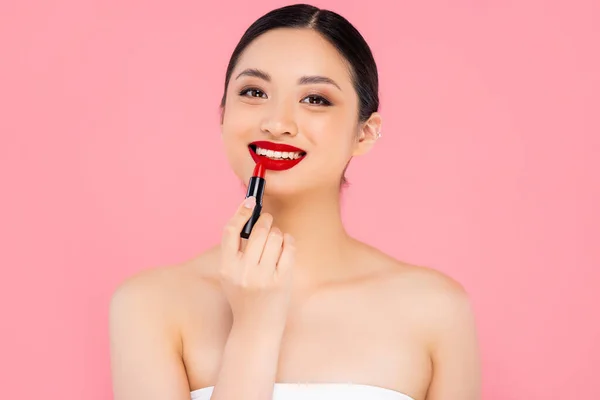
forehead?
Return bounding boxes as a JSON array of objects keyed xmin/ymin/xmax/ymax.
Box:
[{"xmin": 233, "ymin": 28, "xmax": 353, "ymax": 89}]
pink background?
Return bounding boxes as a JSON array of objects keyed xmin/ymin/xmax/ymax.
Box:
[{"xmin": 1, "ymin": 0, "xmax": 598, "ymax": 399}]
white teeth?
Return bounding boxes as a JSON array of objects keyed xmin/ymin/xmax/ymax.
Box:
[{"xmin": 254, "ymin": 146, "xmax": 304, "ymax": 160}]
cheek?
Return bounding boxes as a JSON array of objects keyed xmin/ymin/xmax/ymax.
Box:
[
  {"xmin": 222, "ymin": 102, "xmax": 252, "ymax": 135},
  {"xmin": 304, "ymin": 113, "xmax": 356, "ymax": 161},
  {"xmin": 221, "ymin": 103, "xmax": 260, "ymax": 153},
  {"xmin": 220, "ymin": 103, "xmax": 262, "ymax": 177}
]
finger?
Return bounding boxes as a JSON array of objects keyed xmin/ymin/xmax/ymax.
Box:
[
  {"xmin": 242, "ymin": 212, "xmax": 274, "ymax": 266},
  {"xmin": 221, "ymin": 196, "xmax": 256, "ymax": 262},
  {"xmin": 275, "ymin": 233, "xmax": 295, "ymax": 278},
  {"xmin": 258, "ymin": 226, "xmax": 284, "ymax": 270}
]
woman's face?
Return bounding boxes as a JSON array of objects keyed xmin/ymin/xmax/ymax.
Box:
[{"xmin": 220, "ymin": 28, "xmax": 375, "ymax": 197}]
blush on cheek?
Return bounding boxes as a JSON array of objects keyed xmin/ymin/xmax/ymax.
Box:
[{"xmin": 223, "ymin": 105, "xmax": 262, "ymax": 136}]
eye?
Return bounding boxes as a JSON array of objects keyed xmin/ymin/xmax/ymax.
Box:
[
  {"xmin": 239, "ymin": 87, "xmax": 267, "ymax": 98},
  {"xmin": 301, "ymin": 95, "xmax": 332, "ymax": 106}
]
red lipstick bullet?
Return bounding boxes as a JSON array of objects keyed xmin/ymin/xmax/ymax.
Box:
[{"xmin": 240, "ymin": 162, "xmax": 266, "ymax": 239}]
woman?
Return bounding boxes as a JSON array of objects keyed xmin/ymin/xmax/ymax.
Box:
[{"xmin": 109, "ymin": 4, "xmax": 481, "ymax": 400}]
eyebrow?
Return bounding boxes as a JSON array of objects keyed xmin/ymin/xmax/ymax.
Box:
[{"xmin": 235, "ymin": 68, "xmax": 342, "ymax": 91}]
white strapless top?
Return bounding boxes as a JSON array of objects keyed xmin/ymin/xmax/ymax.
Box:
[{"xmin": 190, "ymin": 383, "xmax": 415, "ymax": 399}]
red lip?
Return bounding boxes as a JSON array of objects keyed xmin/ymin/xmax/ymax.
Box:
[{"xmin": 248, "ymin": 141, "xmax": 307, "ymax": 172}]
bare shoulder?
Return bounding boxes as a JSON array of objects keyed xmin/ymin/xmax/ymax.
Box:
[
  {"xmin": 363, "ymin": 245, "xmax": 472, "ymax": 306},
  {"xmin": 109, "ymin": 245, "xmax": 223, "ymax": 352},
  {"xmin": 360, "ymin": 244, "xmax": 478, "ymax": 348},
  {"xmin": 109, "ymin": 245, "xmax": 221, "ymax": 322},
  {"xmin": 393, "ymin": 260, "xmax": 473, "ymax": 312},
  {"xmin": 109, "ymin": 263, "xmax": 185, "ymax": 360},
  {"xmin": 110, "ymin": 262, "xmax": 183, "ymax": 317},
  {"xmin": 108, "ymin": 246, "xmax": 224, "ymax": 398},
  {"xmin": 399, "ymin": 262, "xmax": 476, "ymax": 341},
  {"xmin": 366, "ymin": 247, "xmax": 481, "ymax": 399}
]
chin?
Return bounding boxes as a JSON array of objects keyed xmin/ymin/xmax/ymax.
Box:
[
  {"xmin": 259, "ymin": 173, "xmax": 306, "ymax": 198},
  {"xmin": 266, "ymin": 175, "xmax": 340, "ymax": 200}
]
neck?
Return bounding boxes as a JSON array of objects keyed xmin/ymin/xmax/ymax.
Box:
[{"xmin": 261, "ymin": 188, "xmax": 353, "ymax": 285}]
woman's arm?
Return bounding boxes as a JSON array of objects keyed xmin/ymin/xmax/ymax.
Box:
[
  {"xmin": 424, "ymin": 278, "xmax": 481, "ymax": 400},
  {"xmin": 109, "ymin": 274, "xmax": 191, "ymax": 400},
  {"xmin": 109, "ymin": 272, "xmax": 286, "ymax": 400},
  {"xmin": 209, "ymin": 320, "xmax": 285, "ymax": 400}
]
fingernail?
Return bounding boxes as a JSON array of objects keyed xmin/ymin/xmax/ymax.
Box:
[{"xmin": 243, "ymin": 196, "xmax": 256, "ymax": 209}]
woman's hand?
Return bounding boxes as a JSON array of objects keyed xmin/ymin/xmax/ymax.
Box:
[{"xmin": 219, "ymin": 196, "xmax": 295, "ymax": 332}]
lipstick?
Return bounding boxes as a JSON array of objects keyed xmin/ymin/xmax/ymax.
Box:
[{"xmin": 240, "ymin": 162, "xmax": 266, "ymax": 239}]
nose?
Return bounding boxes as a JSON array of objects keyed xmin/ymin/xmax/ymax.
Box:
[{"xmin": 259, "ymin": 101, "xmax": 298, "ymax": 138}]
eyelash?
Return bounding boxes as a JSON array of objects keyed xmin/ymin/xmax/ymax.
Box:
[{"xmin": 238, "ymin": 87, "xmax": 332, "ymax": 106}]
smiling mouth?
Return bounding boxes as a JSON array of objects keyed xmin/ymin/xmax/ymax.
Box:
[{"xmin": 248, "ymin": 144, "xmax": 307, "ymax": 161}]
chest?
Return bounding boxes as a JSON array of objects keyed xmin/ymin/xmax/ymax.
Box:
[{"xmin": 181, "ymin": 287, "xmax": 431, "ymax": 396}]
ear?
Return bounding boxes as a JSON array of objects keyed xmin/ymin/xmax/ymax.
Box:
[{"xmin": 352, "ymin": 112, "xmax": 382, "ymax": 156}]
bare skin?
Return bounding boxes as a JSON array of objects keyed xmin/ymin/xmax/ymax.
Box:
[
  {"xmin": 110, "ymin": 225, "xmax": 480, "ymax": 400},
  {"xmin": 109, "ymin": 27, "xmax": 481, "ymax": 400}
]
